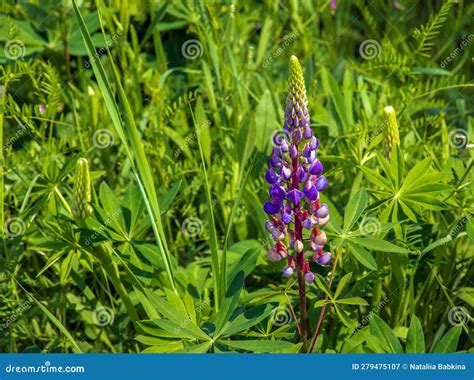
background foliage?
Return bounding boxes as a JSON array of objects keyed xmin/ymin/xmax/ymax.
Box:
[{"xmin": 0, "ymin": 0, "xmax": 472, "ymax": 353}]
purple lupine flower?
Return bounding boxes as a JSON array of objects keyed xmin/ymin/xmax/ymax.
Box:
[{"xmin": 263, "ymin": 56, "xmax": 332, "ymax": 282}]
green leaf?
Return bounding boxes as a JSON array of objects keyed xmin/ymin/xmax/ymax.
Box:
[
  {"xmin": 369, "ymin": 315, "xmax": 403, "ymax": 353},
  {"xmin": 360, "ymin": 166, "xmax": 391, "ymax": 189},
  {"xmin": 220, "ymin": 339, "xmax": 299, "ymax": 353},
  {"xmin": 227, "ymin": 248, "xmax": 260, "ymax": 283},
  {"xmin": 432, "ymin": 325, "xmax": 462, "ymax": 353},
  {"xmin": 466, "ymin": 218, "xmax": 474, "ymax": 241},
  {"xmin": 348, "ymin": 242, "xmax": 378, "ymax": 270},
  {"xmin": 406, "ymin": 316, "xmax": 425, "ymax": 353},
  {"xmin": 351, "ymin": 238, "xmax": 409, "ymax": 253},
  {"xmin": 215, "ymin": 271, "xmax": 245, "ymax": 337},
  {"xmin": 254, "ymin": 89, "xmax": 277, "ymax": 152},
  {"xmin": 400, "ymin": 158, "xmax": 432, "ymax": 192},
  {"xmin": 334, "ymin": 304, "xmax": 356, "ymax": 328},
  {"xmin": 136, "ymin": 290, "xmax": 209, "ymax": 341},
  {"xmin": 334, "ymin": 273, "xmax": 352, "ymax": 299},
  {"xmin": 336, "ymin": 297, "xmax": 368, "ymax": 306},
  {"xmin": 321, "ymin": 67, "xmax": 349, "ymax": 132},
  {"xmin": 141, "ymin": 319, "xmax": 207, "ymax": 340},
  {"xmin": 255, "ymin": 19, "xmax": 273, "ymax": 66},
  {"xmin": 221, "ymin": 303, "xmax": 274, "ymax": 336},
  {"xmin": 314, "ymin": 273, "xmax": 333, "ymax": 298},
  {"xmin": 195, "ymin": 97, "xmax": 211, "ymax": 166},
  {"xmin": 343, "ymin": 188, "xmax": 367, "ymax": 232},
  {"xmin": 235, "ymin": 112, "xmax": 256, "ymax": 170},
  {"xmin": 159, "ymin": 180, "xmax": 182, "ymax": 214},
  {"xmin": 176, "ymin": 342, "xmax": 212, "ymax": 353}
]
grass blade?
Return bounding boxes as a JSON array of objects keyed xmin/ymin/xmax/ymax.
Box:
[{"xmin": 71, "ymin": 0, "xmax": 175, "ymax": 291}]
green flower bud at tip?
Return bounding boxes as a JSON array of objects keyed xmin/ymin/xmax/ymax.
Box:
[
  {"xmin": 288, "ymin": 55, "xmax": 307, "ymax": 106},
  {"xmin": 383, "ymin": 105, "xmax": 400, "ymax": 159}
]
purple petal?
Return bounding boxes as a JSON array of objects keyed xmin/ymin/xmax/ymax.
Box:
[
  {"xmin": 307, "ymin": 150, "xmax": 317, "ymax": 164},
  {"xmin": 295, "ymin": 128, "xmax": 302, "ymax": 140},
  {"xmin": 304, "ymin": 180, "xmax": 319, "ymax": 201},
  {"xmin": 297, "ymin": 166, "xmax": 308, "ymax": 182},
  {"xmin": 302, "ymin": 217, "xmax": 313, "ymax": 229},
  {"xmin": 269, "ymin": 155, "xmax": 282, "ymax": 169},
  {"xmin": 315, "ymin": 175, "xmax": 328, "ymax": 191},
  {"xmin": 309, "ymin": 160, "xmax": 323, "ymax": 175},
  {"xmin": 265, "ymin": 168, "xmax": 279, "ymax": 184},
  {"xmin": 263, "ymin": 201, "xmax": 280, "ymax": 215},
  {"xmin": 269, "ymin": 184, "xmax": 286, "ymax": 200},
  {"xmin": 303, "ymin": 126, "xmax": 312, "ymax": 139},
  {"xmin": 309, "ymin": 136, "xmax": 319, "ymax": 150},
  {"xmin": 290, "ymin": 144, "xmax": 298, "ymax": 158},
  {"xmin": 281, "ymin": 212, "xmax": 292, "ymax": 224},
  {"xmin": 281, "ymin": 166, "xmax": 292, "ymax": 180},
  {"xmin": 302, "ymin": 144, "xmax": 311, "ymax": 158},
  {"xmin": 286, "ymin": 189, "xmax": 304, "ymax": 205}
]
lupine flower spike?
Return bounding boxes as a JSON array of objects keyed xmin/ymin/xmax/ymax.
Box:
[
  {"xmin": 264, "ymin": 55, "xmax": 332, "ymax": 281},
  {"xmin": 73, "ymin": 158, "xmax": 93, "ymax": 220},
  {"xmin": 264, "ymin": 56, "xmax": 332, "ymax": 349},
  {"xmin": 383, "ymin": 105, "xmax": 400, "ymax": 160}
]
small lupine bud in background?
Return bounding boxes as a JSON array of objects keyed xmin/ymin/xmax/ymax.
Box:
[
  {"xmin": 267, "ymin": 247, "xmax": 281, "ymax": 261},
  {"xmin": 383, "ymin": 106, "xmax": 400, "ymax": 159},
  {"xmin": 304, "ymin": 262, "xmax": 314, "ymax": 283},
  {"xmin": 315, "ymin": 214, "xmax": 330, "ymax": 227},
  {"xmin": 316, "ymin": 204, "xmax": 329, "ymax": 218},
  {"xmin": 317, "ymin": 252, "xmax": 332, "ymax": 266},
  {"xmin": 283, "ymin": 265, "xmax": 294, "ymax": 278},
  {"xmin": 275, "ymin": 241, "xmax": 288, "ymax": 258},
  {"xmin": 304, "ymin": 271, "xmax": 315, "ymax": 283},
  {"xmin": 283, "ymin": 257, "xmax": 296, "ymax": 278},
  {"xmin": 73, "ymin": 158, "xmax": 93, "ymax": 220},
  {"xmin": 313, "ymin": 231, "xmax": 327, "ymax": 245},
  {"xmin": 294, "ymin": 240, "xmax": 304, "ymax": 253}
]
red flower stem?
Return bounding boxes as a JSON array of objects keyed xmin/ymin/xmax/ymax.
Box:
[
  {"xmin": 292, "ymin": 152, "xmax": 308, "ymax": 351},
  {"xmin": 284, "ymin": 292, "xmax": 301, "ymax": 337},
  {"xmin": 308, "ymin": 247, "xmax": 340, "ymax": 353}
]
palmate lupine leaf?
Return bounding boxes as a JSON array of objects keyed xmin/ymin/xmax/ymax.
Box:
[{"xmin": 72, "ymin": 0, "xmax": 176, "ymax": 291}]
